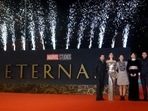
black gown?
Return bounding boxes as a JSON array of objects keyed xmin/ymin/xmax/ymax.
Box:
[{"xmin": 127, "ymin": 59, "xmax": 141, "ymax": 101}]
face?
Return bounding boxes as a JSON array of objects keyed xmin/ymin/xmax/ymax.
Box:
[
  {"xmin": 131, "ymin": 53, "xmax": 136, "ymax": 59},
  {"xmin": 100, "ymin": 55, "xmax": 105, "ymax": 61},
  {"xmin": 119, "ymin": 55, "xmax": 124, "ymax": 61},
  {"xmin": 142, "ymin": 52, "xmax": 147, "ymax": 59},
  {"xmin": 109, "ymin": 53, "xmax": 114, "ymax": 59}
]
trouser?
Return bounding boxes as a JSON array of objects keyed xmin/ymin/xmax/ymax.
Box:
[
  {"xmin": 96, "ymin": 78, "xmax": 104, "ymax": 99},
  {"xmin": 140, "ymin": 74, "xmax": 148, "ymax": 100}
]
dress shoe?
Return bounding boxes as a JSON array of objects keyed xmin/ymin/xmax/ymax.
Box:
[
  {"xmin": 100, "ymin": 98, "xmax": 105, "ymax": 100},
  {"xmin": 96, "ymin": 98, "xmax": 105, "ymax": 101},
  {"xmin": 143, "ymin": 99, "xmax": 148, "ymax": 101}
]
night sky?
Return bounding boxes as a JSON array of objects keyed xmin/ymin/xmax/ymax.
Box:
[{"xmin": 0, "ymin": 0, "xmax": 148, "ymax": 55}]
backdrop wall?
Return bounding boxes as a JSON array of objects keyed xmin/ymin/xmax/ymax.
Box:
[{"xmin": 0, "ymin": 48, "xmax": 131, "ymax": 94}]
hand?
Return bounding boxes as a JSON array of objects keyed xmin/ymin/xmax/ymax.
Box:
[
  {"xmin": 94, "ymin": 76, "xmax": 96, "ymax": 79},
  {"xmin": 130, "ymin": 74, "xmax": 136, "ymax": 77},
  {"xmin": 130, "ymin": 74, "xmax": 133, "ymax": 77}
]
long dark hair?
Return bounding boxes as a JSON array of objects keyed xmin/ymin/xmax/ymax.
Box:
[
  {"xmin": 108, "ymin": 52, "xmax": 115, "ymax": 60},
  {"xmin": 131, "ymin": 52, "xmax": 137, "ymax": 58}
]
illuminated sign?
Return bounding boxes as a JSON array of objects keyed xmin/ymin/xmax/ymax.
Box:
[
  {"xmin": 47, "ymin": 54, "xmax": 72, "ymax": 60},
  {"xmin": 0, "ymin": 48, "xmax": 131, "ymax": 84}
]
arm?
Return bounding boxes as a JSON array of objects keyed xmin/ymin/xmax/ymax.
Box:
[
  {"xmin": 115, "ymin": 61, "xmax": 117, "ymax": 71},
  {"xmin": 94, "ymin": 62, "xmax": 98, "ymax": 74},
  {"xmin": 126, "ymin": 60, "xmax": 130, "ymax": 73},
  {"xmin": 116, "ymin": 62, "xmax": 119, "ymax": 72},
  {"xmin": 94, "ymin": 61, "xmax": 99, "ymax": 77},
  {"xmin": 94, "ymin": 61, "xmax": 102, "ymax": 79},
  {"xmin": 137, "ymin": 59, "xmax": 141, "ymax": 73}
]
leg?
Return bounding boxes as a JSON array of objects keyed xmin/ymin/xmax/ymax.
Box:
[
  {"xmin": 119, "ymin": 85, "xmax": 123, "ymax": 96},
  {"xmin": 119, "ymin": 85, "xmax": 124, "ymax": 100},
  {"xmin": 96, "ymin": 78, "xmax": 104, "ymax": 100},
  {"xmin": 122, "ymin": 85, "xmax": 126, "ymax": 100},
  {"xmin": 141, "ymin": 76, "xmax": 147, "ymax": 100},
  {"xmin": 112, "ymin": 77, "xmax": 116, "ymax": 96},
  {"xmin": 96, "ymin": 81, "xmax": 101, "ymax": 100},
  {"xmin": 108, "ymin": 74, "xmax": 113, "ymax": 101},
  {"xmin": 123, "ymin": 85, "xmax": 126, "ymax": 96},
  {"xmin": 145, "ymin": 76, "xmax": 148, "ymax": 100},
  {"xmin": 99, "ymin": 80, "xmax": 104, "ymax": 100}
]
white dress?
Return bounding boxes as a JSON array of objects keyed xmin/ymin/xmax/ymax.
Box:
[{"xmin": 117, "ymin": 61, "xmax": 129, "ymax": 85}]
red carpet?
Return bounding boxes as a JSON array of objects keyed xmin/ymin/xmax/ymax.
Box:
[{"xmin": 0, "ymin": 92, "xmax": 148, "ymax": 111}]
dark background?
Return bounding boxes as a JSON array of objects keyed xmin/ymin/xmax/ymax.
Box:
[{"xmin": 0, "ymin": 0, "xmax": 147, "ymax": 57}]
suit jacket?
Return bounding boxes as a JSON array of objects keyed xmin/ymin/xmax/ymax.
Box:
[{"xmin": 94, "ymin": 60, "xmax": 106, "ymax": 81}]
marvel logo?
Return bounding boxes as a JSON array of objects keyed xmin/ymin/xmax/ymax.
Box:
[
  {"xmin": 46, "ymin": 54, "xmax": 72, "ymax": 60},
  {"xmin": 46, "ymin": 54, "xmax": 59, "ymax": 60}
]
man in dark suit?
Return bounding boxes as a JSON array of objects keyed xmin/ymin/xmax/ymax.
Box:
[
  {"xmin": 94, "ymin": 54, "xmax": 106, "ymax": 101},
  {"xmin": 140, "ymin": 52, "xmax": 148, "ymax": 101}
]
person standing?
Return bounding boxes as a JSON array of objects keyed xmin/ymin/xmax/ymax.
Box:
[
  {"xmin": 140, "ymin": 52, "xmax": 148, "ymax": 101},
  {"xmin": 127, "ymin": 53, "xmax": 141, "ymax": 101},
  {"xmin": 106, "ymin": 53, "xmax": 117, "ymax": 101},
  {"xmin": 117, "ymin": 55, "xmax": 129, "ymax": 100},
  {"xmin": 94, "ymin": 54, "xmax": 106, "ymax": 101}
]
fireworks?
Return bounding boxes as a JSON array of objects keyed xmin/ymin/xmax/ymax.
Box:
[
  {"xmin": 66, "ymin": 3, "xmax": 77, "ymax": 49},
  {"xmin": 0, "ymin": 22, "xmax": 8, "ymax": 51},
  {"xmin": 0, "ymin": 0, "xmax": 146, "ymax": 51}
]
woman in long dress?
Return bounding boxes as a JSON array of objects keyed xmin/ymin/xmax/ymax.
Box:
[
  {"xmin": 127, "ymin": 53, "xmax": 141, "ymax": 101},
  {"xmin": 117, "ymin": 55, "xmax": 129, "ymax": 100},
  {"xmin": 106, "ymin": 53, "xmax": 117, "ymax": 101}
]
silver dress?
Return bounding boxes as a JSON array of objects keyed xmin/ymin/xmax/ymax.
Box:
[
  {"xmin": 117, "ymin": 61, "xmax": 129, "ymax": 85},
  {"xmin": 106, "ymin": 60, "xmax": 117, "ymax": 101}
]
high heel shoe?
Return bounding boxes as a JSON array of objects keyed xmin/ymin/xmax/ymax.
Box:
[
  {"xmin": 122, "ymin": 96, "xmax": 125, "ymax": 100},
  {"xmin": 120, "ymin": 96, "xmax": 123, "ymax": 100}
]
